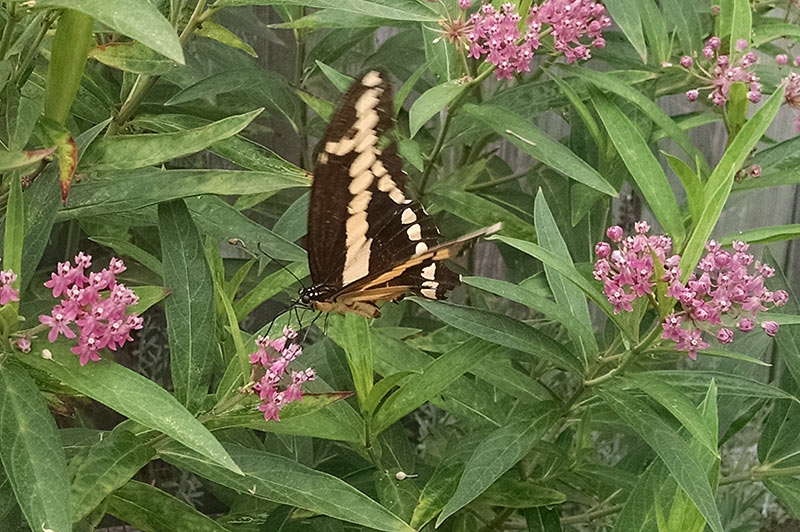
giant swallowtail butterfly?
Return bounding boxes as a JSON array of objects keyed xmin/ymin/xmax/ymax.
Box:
[{"xmin": 299, "ymin": 71, "xmax": 501, "ymax": 318}]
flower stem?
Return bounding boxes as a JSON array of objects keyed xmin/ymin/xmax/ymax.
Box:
[{"xmin": 0, "ymin": 2, "xmax": 17, "ymax": 61}]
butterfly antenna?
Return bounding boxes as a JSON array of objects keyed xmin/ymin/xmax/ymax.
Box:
[
  {"xmin": 256, "ymin": 242, "xmax": 308, "ymax": 290},
  {"xmin": 300, "ymin": 310, "xmax": 324, "ymax": 345}
]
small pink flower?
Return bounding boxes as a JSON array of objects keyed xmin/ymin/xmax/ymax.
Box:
[
  {"xmin": 761, "ymin": 321, "xmax": 779, "ymax": 337},
  {"xmin": 737, "ymin": 318, "xmax": 754, "ymax": 332},
  {"xmin": 39, "ymin": 305, "xmax": 77, "ymax": 342},
  {"xmin": 716, "ymin": 327, "xmax": 734, "ymax": 344},
  {"xmin": 15, "ymin": 336, "xmax": 31, "ymax": 353},
  {"xmin": 749, "ymin": 165, "xmax": 761, "ymax": 178},
  {"xmin": 680, "ymin": 55, "xmax": 693, "ymax": 68},
  {"xmin": 777, "ymin": 54, "xmax": 789, "ymax": 66},
  {"xmin": 736, "ymin": 38, "xmax": 749, "ymax": 51},
  {"xmin": 606, "ymin": 225, "xmax": 624, "ymax": 242},
  {"xmin": 595, "ymin": 242, "xmax": 611, "ymax": 258},
  {"xmin": 707, "ymin": 36, "xmax": 721, "ymax": 49},
  {"xmin": 686, "ymin": 89, "xmax": 699, "ymax": 102},
  {"xmin": 773, "ymin": 290, "xmax": 789, "ymax": 307},
  {"xmin": 711, "ymin": 4, "xmax": 721, "ymax": 14},
  {"xmin": 459, "ymin": 0, "xmax": 470, "ymax": 8}
]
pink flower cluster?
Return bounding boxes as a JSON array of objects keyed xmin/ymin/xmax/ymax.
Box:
[
  {"xmin": 463, "ymin": 1, "xmax": 610, "ymax": 80},
  {"xmin": 248, "ymin": 326, "xmax": 316, "ymax": 421},
  {"xmin": 594, "ymin": 223, "xmax": 786, "ymax": 359},
  {"xmin": 0, "ymin": 269, "xmax": 19, "ymax": 305},
  {"xmin": 785, "ymin": 72, "xmax": 800, "ymax": 131},
  {"xmin": 39, "ymin": 253, "xmax": 143, "ymax": 365},
  {"xmin": 680, "ymin": 36, "xmax": 761, "ymax": 106}
]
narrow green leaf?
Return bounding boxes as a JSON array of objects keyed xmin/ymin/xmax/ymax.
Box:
[
  {"xmin": 328, "ymin": 314, "xmax": 373, "ymax": 412},
  {"xmin": 764, "ymin": 477, "xmax": 800, "ymax": 519},
  {"xmin": 661, "ymin": 0, "xmax": 702, "ymax": 53},
  {"xmin": 108, "ymin": 480, "xmax": 230, "ymax": 532},
  {"xmin": 436, "ymin": 411, "xmax": 556, "ymax": 526},
  {"xmin": 429, "ymin": 190, "xmax": 536, "ymax": 240},
  {"xmin": 0, "ymin": 362, "xmax": 70, "ymax": 532},
  {"xmin": 315, "ymin": 60, "xmax": 354, "ymax": 92},
  {"xmin": 410, "ymin": 463, "xmax": 461, "ymax": 529},
  {"xmin": 60, "ymin": 167, "xmax": 309, "ymax": 219},
  {"xmin": 373, "ymin": 339, "xmax": 504, "ymax": 434},
  {"xmin": 598, "ymin": 387, "xmax": 723, "ymax": 532},
  {"xmin": 480, "ymin": 478, "xmax": 566, "ymax": 508},
  {"xmin": 70, "ymin": 430, "xmax": 156, "ymax": 522},
  {"xmin": 159, "ymin": 442, "xmax": 416, "ymax": 531},
  {"xmin": 88, "ymin": 236, "xmax": 164, "ymax": 276},
  {"xmin": 753, "ymin": 20, "xmax": 800, "ymax": 46},
  {"xmin": 568, "ymin": 66, "xmax": 708, "ymax": 173},
  {"xmin": 88, "ymin": 41, "xmax": 180, "ymax": 75},
  {"xmin": 724, "ymin": 0, "xmax": 752, "ymax": 55},
  {"xmin": 622, "ymin": 375, "xmax": 719, "ymax": 457},
  {"xmin": 395, "ymin": 60, "xmax": 430, "ymax": 114},
  {"xmin": 719, "ymin": 224, "xmax": 800, "ymax": 245},
  {"xmin": 365, "ymin": 371, "xmax": 416, "ymax": 417},
  {"xmin": 234, "ymin": 262, "xmax": 308, "ymax": 320},
  {"xmin": 215, "ymin": 279, "xmax": 249, "ymax": 389},
  {"xmin": 412, "ymin": 299, "xmax": 583, "ymax": 374},
  {"xmin": 21, "ymin": 166, "xmax": 58, "ymax": 290},
  {"xmin": 525, "ymin": 507, "xmax": 563, "ymax": 532},
  {"xmin": 679, "ymin": 86, "xmax": 785, "ymax": 281},
  {"xmin": 2, "ymin": 170, "xmax": 23, "ymax": 316},
  {"xmin": 44, "ymin": 9, "xmax": 94, "ymax": 124},
  {"xmin": 462, "ymin": 103, "xmax": 617, "ymax": 196},
  {"xmin": 19, "ymin": 340, "xmax": 242, "ymax": 474},
  {"xmin": 80, "ymin": 109, "xmax": 262, "ymax": 172},
  {"xmin": 638, "ymin": 0, "xmax": 669, "ymax": 64},
  {"xmin": 375, "ymin": 469, "xmax": 419, "ymax": 523},
  {"xmin": 31, "ymin": 0, "xmax": 184, "ymax": 63},
  {"xmin": 0, "ymin": 147, "xmax": 54, "ymax": 172},
  {"xmin": 602, "ymin": 0, "xmax": 647, "ymax": 62},
  {"xmin": 36, "ymin": 117, "xmax": 78, "ymax": 202},
  {"xmin": 409, "ymin": 80, "xmax": 464, "ymax": 138},
  {"xmin": 195, "ymin": 20, "xmax": 257, "ymax": 57},
  {"xmin": 636, "ymin": 370, "xmax": 796, "ymax": 400},
  {"xmin": 215, "ymin": 0, "xmax": 438, "ymax": 21},
  {"xmin": 159, "ymin": 200, "xmax": 216, "ymax": 410},
  {"xmin": 545, "ymin": 69, "xmax": 603, "ymax": 150},
  {"xmin": 534, "ymin": 190, "xmax": 595, "ymax": 365},
  {"xmin": 495, "ymin": 235, "xmax": 634, "ymax": 340},
  {"xmin": 664, "ymin": 153, "xmax": 704, "ymax": 224},
  {"xmin": 592, "ymin": 91, "xmax": 685, "ymax": 243}
]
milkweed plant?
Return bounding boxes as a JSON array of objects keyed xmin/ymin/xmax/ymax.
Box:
[{"xmin": 1, "ymin": 0, "xmax": 800, "ymax": 531}]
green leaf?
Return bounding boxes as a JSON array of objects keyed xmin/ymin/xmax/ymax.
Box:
[
  {"xmin": 462, "ymin": 103, "xmax": 617, "ymax": 196},
  {"xmin": 234, "ymin": 262, "xmax": 308, "ymax": 320},
  {"xmin": 638, "ymin": 0, "xmax": 669, "ymax": 64},
  {"xmin": 568, "ymin": 66, "xmax": 708, "ymax": 174},
  {"xmin": 591, "ymin": 91, "xmax": 685, "ymax": 244},
  {"xmin": 602, "ymin": 0, "xmax": 647, "ymax": 62},
  {"xmin": 328, "ymin": 314, "xmax": 373, "ymax": 412},
  {"xmin": 598, "ymin": 387, "xmax": 723, "ymax": 532},
  {"xmin": 375, "ymin": 469, "xmax": 419, "ymax": 523},
  {"xmin": 159, "ymin": 199, "xmax": 216, "ymax": 411},
  {"xmin": 621, "ymin": 374, "xmax": 719, "ymax": 458},
  {"xmin": 753, "ymin": 20, "xmax": 800, "ymax": 46},
  {"xmin": 495, "ymin": 235, "xmax": 634, "ymax": 340},
  {"xmin": 410, "ymin": 463, "xmax": 461, "ymax": 529},
  {"xmin": 412, "ymin": 299, "xmax": 583, "ymax": 374},
  {"xmin": 364, "ymin": 371, "xmax": 416, "ymax": 418},
  {"xmin": 88, "ymin": 41, "xmax": 180, "ymax": 75},
  {"xmin": 21, "ymin": 166, "xmax": 58, "ymax": 290},
  {"xmin": 36, "ymin": 116, "xmax": 78, "ymax": 202},
  {"xmin": 88, "ymin": 236, "xmax": 164, "ymax": 276},
  {"xmin": 429, "ymin": 190, "xmax": 536, "ymax": 240},
  {"xmin": 534, "ymin": 190, "xmax": 595, "ymax": 365},
  {"xmin": 480, "ymin": 477, "xmax": 566, "ymax": 508},
  {"xmin": 19, "ymin": 340, "xmax": 242, "ymax": 474},
  {"xmin": 664, "ymin": 153, "xmax": 704, "ymax": 224},
  {"xmin": 0, "ymin": 361, "xmax": 70, "ymax": 532},
  {"xmin": 2, "ymin": 169, "xmax": 23, "ymax": 317},
  {"xmin": 719, "ymin": 224, "xmax": 800, "ymax": 245},
  {"xmin": 31, "ymin": 0, "xmax": 184, "ymax": 63},
  {"xmin": 80, "ymin": 109, "xmax": 262, "ymax": 172},
  {"xmin": 44, "ymin": 9, "xmax": 94, "ymax": 125},
  {"xmin": 69, "ymin": 430, "xmax": 156, "ymax": 522},
  {"xmin": 108, "ymin": 480, "xmax": 231, "ymax": 532},
  {"xmin": 525, "ymin": 507, "xmax": 563, "ymax": 532},
  {"xmin": 215, "ymin": 0, "xmax": 438, "ymax": 21},
  {"xmin": 159, "ymin": 442, "xmax": 416, "ymax": 531},
  {"xmin": 679, "ymin": 86, "xmax": 785, "ymax": 281},
  {"xmin": 726, "ymin": 82, "xmax": 748, "ymax": 139},
  {"xmin": 274, "ymin": 8, "xmax": 387, "ymax": 29},
  {"xmin": 637, "ymin": 370, "xmax": 796, "ymax": 400},
  {"xmin": 0, "ymin": 147, "xmax": 55, "ymax": 172},
  {"xmin": 373, "ymin": 339, "xmax": 504, "ymax": 434},
  {"xmin": 722, "ymin": 0, "xmax": 752, "ymax": 55},
  {"xmin": 544, "ymin": 69, "xmax": 603, "ymax": 150},
  {"xmin": 409, "ymin": 80, "xmax": 465, "ymax": 138},
  {"xmin": 764, "ymin": 477, "xmax": 800, "ymax": 519},
  {"xmin": 195, "ymin": 20, "xmax": 257, "ymax": 57},
  {"xmin": 315, "ymin": 60, "xmax": 354, "ymax": 92},
  {"xmin": 464, "ymin": 276, "xmax": 598, "ymax": 360},
  {"xmin": 661, "ymin": 0, "xmax": 702, "ymax": 53},
  {"xmin": 59, "ymin": 167, "xmax": 309, "ymax": 219},
  {"xmin": 436, "ymin": 411, "xmax": 556, "ymax": 526}
]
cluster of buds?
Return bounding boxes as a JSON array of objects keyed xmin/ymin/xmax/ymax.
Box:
[
  {"xmin": 247, "ymin": 326, "xmax": 316, "ymax": 421},
  {"xmin": 441, "ymin": 1, "xmax": 611, "ymax": 80},
  {"xmin": 594, "ymin": 223, "xmax": 786, "ymax": 359},
  {"xmin": 785, "ymin": 72, "xmax": 800, "ymax": 131},
  {"xmin": 39, "ymin": 253, "xmax": 143, "ymax": 365},
  {"xmin": 680, "ymin": 37, "xmax": 761, "ymax": 106}
]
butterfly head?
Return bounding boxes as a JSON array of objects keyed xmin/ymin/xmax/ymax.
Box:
[{"xmin": 297, "ymin": 284, "xmax": 337, "ymax": 308}]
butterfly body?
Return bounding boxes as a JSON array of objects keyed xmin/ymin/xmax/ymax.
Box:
[{"xmin": 303, "ymin": 71, "xmax": 501, "ymax": 318}]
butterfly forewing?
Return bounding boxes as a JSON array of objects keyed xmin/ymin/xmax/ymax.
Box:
[{"xmin": 305, "ymin": 70, "xmax": 501, "ymax": 317}]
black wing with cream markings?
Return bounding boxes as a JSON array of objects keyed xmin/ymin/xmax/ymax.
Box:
[{"xmin": 305, "ymin": 70, "xmax": 502, "ymax": 315}]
